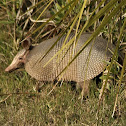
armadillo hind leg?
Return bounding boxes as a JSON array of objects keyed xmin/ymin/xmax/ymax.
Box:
[{"xmin": 77, "ymin": 80, "xmax": 90, "ymax": 97}]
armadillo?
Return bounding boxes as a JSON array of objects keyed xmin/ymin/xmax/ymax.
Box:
[{"xmin": 5, "ymin": 33, "xmax": 113, "ymax": 91}]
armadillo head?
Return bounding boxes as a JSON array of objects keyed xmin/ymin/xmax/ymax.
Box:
[{"xmin": 5, "ymin": 38, "xmax": 32, "ymax": 72}]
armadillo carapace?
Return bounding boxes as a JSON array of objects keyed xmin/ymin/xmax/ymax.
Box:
[{"xmin": 5, "ymin": 33, "xmax": 113, "ymax": 88}]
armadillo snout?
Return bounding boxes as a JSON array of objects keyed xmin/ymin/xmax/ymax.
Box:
[
  {"xmin": 5, "ymin": 64, "xmax": 18, "ymax": 72},
  {"xmin": 5, "ymin": 66, "xmax": 14, "ymax": 72},
  {"xmin": 5, "ymin": 61, "xmax": 25, "ymax": 72}
]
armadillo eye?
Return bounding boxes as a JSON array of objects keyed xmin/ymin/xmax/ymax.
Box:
[{"xmin": 19, "ymin": 57, "xmax": 23, "ymax": 60}]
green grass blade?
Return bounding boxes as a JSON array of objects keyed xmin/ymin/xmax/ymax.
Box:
[{"xmin": 111, "ymin": 18, "xmax": 126, "ymax": 117}]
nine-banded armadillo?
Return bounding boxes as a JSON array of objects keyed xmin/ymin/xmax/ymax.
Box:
[{"xmin": 5, "ymin": 33, "xmax": 113, "ymax": 92}]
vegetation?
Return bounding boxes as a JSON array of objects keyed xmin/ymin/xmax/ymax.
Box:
[{"xmin": 0, "ymin": 0, "xmax": 126, "ymax": 125}]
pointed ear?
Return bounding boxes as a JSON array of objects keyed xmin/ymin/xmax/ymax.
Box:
[{"xmin": 21, "ymin": 37, "xmax": 32, "ymax": 50}]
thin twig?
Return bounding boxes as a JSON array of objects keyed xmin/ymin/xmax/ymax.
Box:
[
  {"xmin": 0, "ymin": 92, "xmax": 41, "ymax": 97},
  {"xmin": 0, "ymin": 94, "xmax": 12, "ymax": 103}
]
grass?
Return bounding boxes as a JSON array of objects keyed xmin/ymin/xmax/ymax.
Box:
[{"xmin": 0, "ymin": 75, "xmax": 125, "ymax": 125}]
